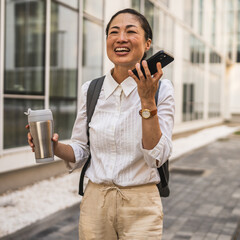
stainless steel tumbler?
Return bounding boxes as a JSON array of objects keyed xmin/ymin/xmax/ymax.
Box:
[{"xmin": 25, "ymin": 109, "xmax": 54, "ymax": 163}]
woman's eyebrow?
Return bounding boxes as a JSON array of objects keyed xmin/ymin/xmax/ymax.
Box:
[
  {"xmin": 110, "ymin": 24, "xmax": 138, "ymax": 30},
  {"xmin": 126, "ymin": 24, "xmax": 137, "ymax": 29}
]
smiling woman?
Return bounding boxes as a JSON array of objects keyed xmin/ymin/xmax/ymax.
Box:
[
  {"xmin": 75, "ymin": 8, "xmax": 174, "ymax": 240},
  {"xmin": 26, "ymin": 8, "xmax": 175, "ymax": 240}
]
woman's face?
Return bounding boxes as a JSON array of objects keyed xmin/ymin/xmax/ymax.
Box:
[{"xmin": 106, "ymin": 13, "xmax": 151, "ymax": 70}]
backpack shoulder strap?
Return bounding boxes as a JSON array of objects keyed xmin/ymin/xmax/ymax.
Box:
[
  {"xmin": 86, "ymin": 76, "xmax": 105, "ymax": 137},
  {"xmin": 79, "ymin": 76, "xmax": 105, "ymax": 196}
]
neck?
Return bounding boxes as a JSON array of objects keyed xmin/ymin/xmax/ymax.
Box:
[{"xmin": 112, "ymin": 65, "xmax": 133, "ymax": 84}]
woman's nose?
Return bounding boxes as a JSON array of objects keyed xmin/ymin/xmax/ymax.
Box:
[{"xmin": 117, "ymin": 31, "xmax": 128, "ymax": 42}]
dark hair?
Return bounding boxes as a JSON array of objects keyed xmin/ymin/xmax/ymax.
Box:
[{"xmin": 105, "ymin": 8, "xmax": 153, "ymax": 41}]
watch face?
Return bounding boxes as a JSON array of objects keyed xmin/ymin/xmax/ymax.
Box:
[{"xmin": 142, "ymin": 110, "xmax": 151, "ymax": 118}]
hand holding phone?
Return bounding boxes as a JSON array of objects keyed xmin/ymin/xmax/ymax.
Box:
[{"xmin": 132, "ymin": 50, "xmax": 174, "ymax": 79}]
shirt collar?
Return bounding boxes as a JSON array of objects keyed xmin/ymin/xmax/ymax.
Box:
[{"xmin": 104, "ymin": 70, "xmax": 137, "ymax": 100}]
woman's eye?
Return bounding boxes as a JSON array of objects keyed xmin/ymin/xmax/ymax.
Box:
[
  {"xmin": 109, "ymin": 31, "xmax": 118, "ymax": 34},
  {"xmin": 128, "ymin": 31, "xmax": 136, "ymax": 33}
]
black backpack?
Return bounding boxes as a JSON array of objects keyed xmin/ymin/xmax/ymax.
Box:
[{"xmin": 79, "ymin": 76, "xmax": 170, "ymax": 197}]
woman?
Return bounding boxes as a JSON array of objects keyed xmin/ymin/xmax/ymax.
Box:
[{"xmin": 28, "ymin": 8, "xmax": 174, "ymax": 239}]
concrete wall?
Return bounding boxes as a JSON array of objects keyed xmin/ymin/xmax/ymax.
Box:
[{"xmin": 0, "ymin": 160, "xmax": 68, "ymax": 194}]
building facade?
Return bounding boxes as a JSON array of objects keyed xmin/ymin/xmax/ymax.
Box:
[{"xmin": 0, "ymin": 0, "xmax": 239, "ymax": 191}]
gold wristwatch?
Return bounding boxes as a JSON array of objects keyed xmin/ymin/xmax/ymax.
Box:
[{"xmin": 139, "ymin": 109, "xmax": 157, "ymax": 119}]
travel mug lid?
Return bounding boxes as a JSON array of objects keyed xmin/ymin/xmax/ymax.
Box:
[{"xmin": 24, "ymin": 108, "xmax": 53, "ymax": 122}]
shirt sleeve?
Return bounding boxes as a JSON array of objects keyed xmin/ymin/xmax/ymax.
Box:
[
  {"xmin": 140, "ymin": 79, "xmax": 175, "ymax": 168},
  {"xmin": 66, "ymin": 81, "xmax": 91, "ymax": 172}
]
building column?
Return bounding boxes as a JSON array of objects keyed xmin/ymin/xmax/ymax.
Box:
[{"xmin": 0, "ymin": 0, "xmax": 5, "ymax": 155}]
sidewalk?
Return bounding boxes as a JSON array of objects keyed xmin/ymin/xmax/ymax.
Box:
[{"xmin": 0, "ymin": 125, "xmax": 240, "ymax": 240}]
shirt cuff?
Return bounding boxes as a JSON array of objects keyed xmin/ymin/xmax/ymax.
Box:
[
  {"xmin": 140, "ymin": 134, "xmax": 172, "ymax": 168},
  {"xmin": 65, "ymin": 143, "xmax": 89, "ymax": 173}
]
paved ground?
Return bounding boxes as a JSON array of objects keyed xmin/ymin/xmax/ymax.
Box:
[{"xmin": 1, "ymin": 133, "xmax": 240, "ymax": 240}]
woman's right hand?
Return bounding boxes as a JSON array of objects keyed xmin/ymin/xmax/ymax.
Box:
[
  {"xmin": 26, "ymin": 124, "xmax": 35, "ymax": 152},
  {"xmin": 25, "ymin": 124, "xmax": 59, "ymax": 152}
]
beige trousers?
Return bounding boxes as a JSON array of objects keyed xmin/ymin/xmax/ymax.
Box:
[{"xmin": 79, "ymin": 181, "xmax": 163, "ymax": 240}]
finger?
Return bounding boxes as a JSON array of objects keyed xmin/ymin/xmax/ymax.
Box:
[
  {"xmin": 27, "ymin": 132, "xmax": 32, "ymax": 140},
  {"xmin": 128, "ymin": 69, "xmax": 140, "ymax": 84},
  {"xmin": 52, "ymin": 133, "xmax": 59, "ymax": 142},
  {"xmin": 157, "ymin": 62, "xmax": 163, "ymax": 74},
  {"xmin": 142, "ymin": 60, "xmax": 151, "ymax": 79},
  {"xmin": 25, "ymin": 124, "xmax": 29, "ymax": 129},
  {"xmin": 153, "ymin": 62, "xmax": 163, "ymax": 81},
  {"xmin": 27, "ymin": 132, "xmax": 34, "ymax": 147},
  {"xmin": 28, "ymin": 139, "xmax": 35, "ymax": 148},
  {"xmin": 135, "ymin": 63, "xmax": 145, "ymax": 81}
]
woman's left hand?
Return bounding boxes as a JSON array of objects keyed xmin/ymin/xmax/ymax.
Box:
[{"xmin": 128, "ymin": 60, "xmax": 163, "ymax": 105}]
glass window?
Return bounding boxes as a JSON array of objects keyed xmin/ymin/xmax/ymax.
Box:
[
  {"xmin": 82, "ymin": 19, "xmax": 103, "ymax": 82},
  {"xmin": 227, "ymin": 0, "xmax": 234, "ymax": 59},
  {"xmin": 237, "ymin": 39, "xmax": 240, "ymax": 62},
  {"xmin": 182, "ymin": 63, "xmax": 195, "ymax": 123},
  {"xmin": 237, "ymin": 7, "xmax": 240, "ymax": 62},
  {"xmin": 198, "ymin": 0, "xmax": 203, "ymax": 35},
  {"xmin": 50, "ymin": 99, "xmax": 77, "ymax": 140},
  {"xmin": 4, "ymin": 0, "xmax": 46, "ymax": 95},
  {"xmin": 208, "ymin": 50, "xmax": 221, "ymax": 118},
  {"xmin": 182, "ymin": 31, "xmax": 204, "ymax": 122},
  {"xmin": 132, "ymin": 0, "xmax": 140, "ymax": 11},
  {"xmin": 83, "ymin": 0, "xmax": 103, "ymax": 19},
  {"xmin": 145, "ymin": 0, "xmax": 154, "ymax": 31},
  {"xmin": 50, "ymin": 2, "xmax": 78, "ymax": 140},
  {"xmin": 4, "ymin": 99, "xmax": 44, "ymax": 149}
]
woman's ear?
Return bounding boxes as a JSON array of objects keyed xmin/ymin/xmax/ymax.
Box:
[{"xmin": 145, "ymin": 38, "xmax": 152, "ymax": 51}]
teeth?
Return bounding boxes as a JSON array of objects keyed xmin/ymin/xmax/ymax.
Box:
[{"xmin": 115, "ymin": 47, "xmax": 130, "ymax": 52}]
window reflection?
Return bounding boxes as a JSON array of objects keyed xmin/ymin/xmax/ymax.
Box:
[
  {"xmin": 237, "ymin": 3, "xmax": 240, "ymax": 62},
  {"xmin": 208, "ymin": 51, "xmax": 221, "ymax": 118},
  {"xmin": 4, "ymin": 99, "xmax": 44, "ymax": 149},
  {"xmin": 50, "ymin": 99, "xmax": 77, "ymax": 140},
  {"xmin": 4, "ymin": 0, "xmax": 46, "ymax": 95},
  {"xmin": 132, "ymin": 0, "xmax": 140, "ymax": 11},
  {"xmin": 227, "ymin": 0, "xmax": 234, "ymax": 59},
  {"xmin": 198, "ymin": 0, "xmax": 203, "ymax": 35},
  {"xmin": 145, "ymin": 0, "xmax": 154, "ymax": 31},
  {"xmin": 183, "ymin": 33, "xmax": 204, "ymax": 121},
  {"xmin": 82, "ymin": 19, "xmax": 103, "ymax": 82},
  {"xmin": 50, "ymin": 2, "xmax": 78, "ymax": 140}
]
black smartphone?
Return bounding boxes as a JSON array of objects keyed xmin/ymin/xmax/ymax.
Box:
[{"xmin": 132, "ymin": 50, "xmax": 174, "ymax": 79}]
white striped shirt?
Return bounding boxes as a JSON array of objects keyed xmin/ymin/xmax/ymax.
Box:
[{"xmin": 69, "ymin": 70, "xmax": 175, "ymax": 186}]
